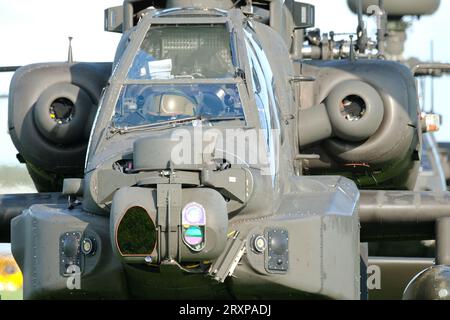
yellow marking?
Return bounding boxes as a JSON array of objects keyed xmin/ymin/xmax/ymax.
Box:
[
  {"xmin": 227, "ymin": 230, "xmax": 237, "ymax": 238},
  {"xmin": 0, "ymin": 256, "xmax": 23, "ymax": 291}
]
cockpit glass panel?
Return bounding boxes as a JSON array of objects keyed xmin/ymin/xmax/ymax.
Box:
[
  {"xmin": 127, "ymin": 24, "xmax": 235, "ymax": 80},
  {"xmin": 112, "ymin": 83, "xmax": 245, "ymax": 128}
]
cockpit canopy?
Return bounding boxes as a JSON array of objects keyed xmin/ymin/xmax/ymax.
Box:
[
  {"xmin": 112, "ymin": 21, "xmax": 245, "ymax": 129},
  {"xmin": 127, "ymin": 24, "xmax": 235, "ymax": 80}
]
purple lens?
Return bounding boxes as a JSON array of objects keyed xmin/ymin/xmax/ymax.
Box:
[{"xmin": 182, "ymin": 202, "xmax": 206, "ymax": 225}]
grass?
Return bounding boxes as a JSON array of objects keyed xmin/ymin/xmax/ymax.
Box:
[{"xmin": 0, "ymin": 290, "xmax": 23, "ymax": 300}]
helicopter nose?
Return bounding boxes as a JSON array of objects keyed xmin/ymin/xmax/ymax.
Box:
[{"xmin": 110, "ymin": 186, "xmax": 228, "ymax": 265}]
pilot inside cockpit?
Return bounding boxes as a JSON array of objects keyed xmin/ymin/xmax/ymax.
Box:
[
  {"xmin": 113, "ymin": 84, "xmax": 245, "ymax": 128},
  {"xmin": 156, "ymin": 94, "xmax": 196, "ymax": 117}
]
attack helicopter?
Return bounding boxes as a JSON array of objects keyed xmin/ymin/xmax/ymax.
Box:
[{"xmin": 1, "ymin": 0, "xmax": 450, "ymax": 300}]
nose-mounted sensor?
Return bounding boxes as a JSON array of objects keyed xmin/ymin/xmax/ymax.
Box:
[{"xmin": 182, "ymin": 202, "xmax": 206, "ymax": 251}]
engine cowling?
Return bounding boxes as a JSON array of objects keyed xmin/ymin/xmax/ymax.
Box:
[
  {"xmin": 298, "ymin": 60, "xmax": 422, "ymax": 190},
  {"xmin": 8, "ymin": 62, "xmax": 111, "ymax": 192}
]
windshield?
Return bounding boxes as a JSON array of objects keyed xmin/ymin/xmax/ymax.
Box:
[
  {"xmin": 112, "ymin": 83, "xmax": 245, "ymax": 128},
  {"xmin": 127, "ymin": 24, "xmax": 235, "ymax": 80}
]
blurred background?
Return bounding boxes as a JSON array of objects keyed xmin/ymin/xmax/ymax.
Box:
[{"xmin": 0, "ymin": 0, "xmax": 449, "ymax": 300}]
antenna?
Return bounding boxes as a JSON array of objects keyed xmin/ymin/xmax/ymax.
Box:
[
  {"xmin": 349, "ymin": 35, "xmax": 356, "ymax": 61},
  {"xmin": 67, "ymin": 36, "xmax": 74, "ymax": 63}
]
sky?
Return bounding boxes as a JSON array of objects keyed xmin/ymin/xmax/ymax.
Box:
[{"xmin": 0, "ymin": 0, "xmax": 450, "ymax": 149}]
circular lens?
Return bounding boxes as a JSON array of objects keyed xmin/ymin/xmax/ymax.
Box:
[
  {"xmin": 184, "ymin": 226, "xmax": 204, "ymax": 246},
  {"xmin": 182, "ymin": 202, "xmax": 206, "ymax": 225},
  {"xmin": 340, "ymin": 95, "xmax": 366, "ymax": 121},
  {"xmin": 253, "ymin": 235, "xmax": 267, "ymax": 253},
  {"xmin": 117, "ymin": 207, "xmax": 157, "ymax": 256},
  {"xmin": 49, "ymin": 98, "xmax": 75, "ymax": 124},
  {"xmin": 81, "ymin": 238, "xmax": 96, "ymax": 256}
]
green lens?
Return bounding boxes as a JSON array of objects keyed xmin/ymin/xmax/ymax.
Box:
[
  {"xmin": 117, "ymin": 207, "xmax": 156, "ymax": 255},
  {"xmin": 184, "ymin": 226, "xmax": 204, "ymax": 247}
]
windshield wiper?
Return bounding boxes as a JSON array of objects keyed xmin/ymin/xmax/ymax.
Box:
[
  {"xmin": 108, "ymin": 116, "xmax": 201, "ymax": 137},
  {"xmin": 203, "ymin": 116, "xmax": 245, "ymax": 122},
  {"xmin": 107, "ymin": 115, "xmax": 245, "ymax": 138}
]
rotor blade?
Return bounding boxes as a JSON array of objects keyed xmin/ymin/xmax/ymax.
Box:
[
  {"xmin": 0, "ymin": 193, "xmax": 66, "ymax": 242},
  {"xmin": 0, "ymin": 66, "xmax": 21, "ymax": 73}
]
